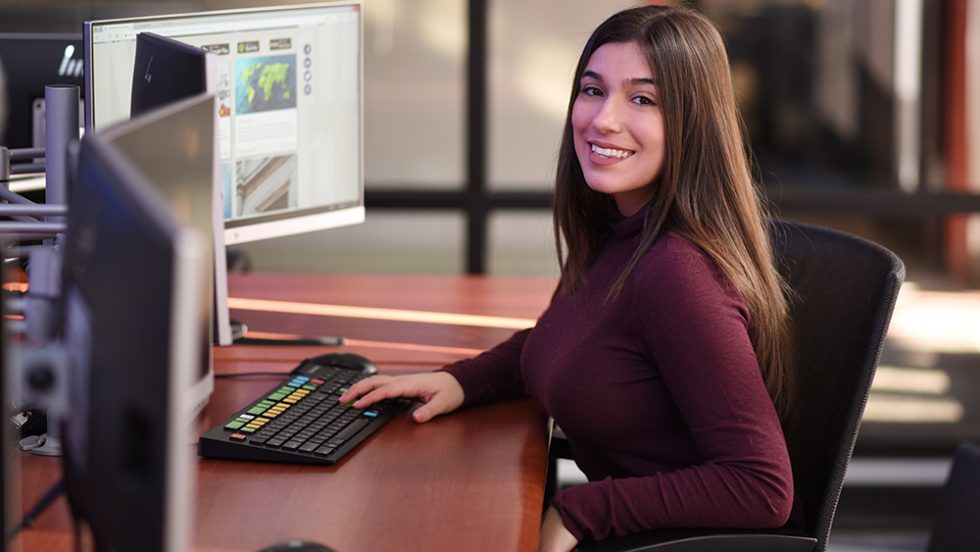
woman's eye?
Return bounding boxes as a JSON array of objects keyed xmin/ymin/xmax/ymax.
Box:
[
  {"xmin": 581, "ymin": 85, "xmax": 603, "ymax": 97},
  {"xmin": 633, "ymin": 95, "xmax": 656, "ymax": 106}
]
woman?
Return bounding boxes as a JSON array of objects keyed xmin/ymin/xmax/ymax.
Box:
[{"xmin": 340, "ymin": 5, "xmax": 796, "ymax": 551}]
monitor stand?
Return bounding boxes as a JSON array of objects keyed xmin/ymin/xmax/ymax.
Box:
[
  {"xmin": 223, "ymin": 250, "xmax": 345, "ymax": 347},
  {"xmin": 19, "ymin": 412, "xmax": 62, "ymax": 457},
  {"xmin": 20, "ymin": 433, "xmax": 62, "ymax": 456},
  {"xmin": 229, "ymin": 320, "xmax": 345, "ymax": 347}
]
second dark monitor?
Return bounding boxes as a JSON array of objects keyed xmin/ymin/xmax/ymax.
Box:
[{"xmin": 130, "ymin": 32, "xmax": 209, "ymax": 117}]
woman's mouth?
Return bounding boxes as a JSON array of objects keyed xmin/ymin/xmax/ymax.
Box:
[{"xmin": 591, "ymin": 143, "xmax": 634, "ymax": 159}]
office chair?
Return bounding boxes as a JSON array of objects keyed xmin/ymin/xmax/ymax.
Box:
[
  {"xmin": 564, "ymin": 220, "xmax": 906, "ymax": 552},
  {"xmin": 925, "ymin": 442, "xmax": 980, "ymax": 552}
]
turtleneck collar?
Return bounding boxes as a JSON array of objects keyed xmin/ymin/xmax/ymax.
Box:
[{"xmin": 608, "ymin": 200, "xmax": 652, "ymax": 240}]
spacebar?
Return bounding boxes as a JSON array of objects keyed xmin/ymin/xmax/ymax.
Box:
[{"xmin": 331, "ymin": 417, "xmax": 371, "ymax": 444}]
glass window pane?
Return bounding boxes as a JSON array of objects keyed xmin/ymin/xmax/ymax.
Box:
[
  {"xmin": 487, "ymin": 0, "xmax": 643, "ymax": 191},
  {"xmin": 233, "ymin": 211, "xmax": 464, "ymax": 273},
  {"xmin": 364, "ymin": 0, "xmax": 465, "ymax": 189},
  {"xmin": 699, "ymin": 0, "xmax": 920, "ymax": 191},
  {"xmin": 488, "ymin": 211, "xmax": 560, "ymax": 276}
]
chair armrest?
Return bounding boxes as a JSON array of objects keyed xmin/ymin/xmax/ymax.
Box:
[{"xmin": 575, "ymin": 528, "xmax": 817, "ymax": 552}]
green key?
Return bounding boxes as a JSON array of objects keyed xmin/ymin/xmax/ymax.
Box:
[
  {"xmin": 240, "ymin": 426, "xmax": 257, "ymax": 434},
  {"xmin": 258, "ymin": 400, "xmax": 275, "ymax": 408},
  {"xmin": 224, "ymin": 420, "xmax": 245, "ymax": 430},
  {"xmin": 268, "ymin": 392, "xmax": 287, "ymax": 401},
  {"xmin": 302, "ymin": 384, "xmax": 317, "ymax": 391},
  {"xmin": 247, "ymin": 406, "xmax": 267, "ymax": 415}
]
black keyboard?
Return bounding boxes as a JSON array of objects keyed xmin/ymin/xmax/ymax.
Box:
[{"xmin": 198, "ymin": 358, "xmax": 411, "ymax": 465}]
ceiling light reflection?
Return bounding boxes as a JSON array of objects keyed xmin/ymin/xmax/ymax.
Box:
[
  {"xmin": 418, "ymin": 0, "xmax": 465, "ymax": 59},
  {"xmin": 517, "ymin": 39, "xmax": 577, "ymax": 120},
  {"xmin": 228, "ymin": 297, "xmax": 535, "ymax": 329},
  {"xmin": 364, "ymin": 0, "xmax": 398, "ymax": 56},
  {"xmin": 872, "ymin": 365, "xmax": 950, "ymax": 395},
  {"xmin": 887, "ymin": 285, "xmax": 980, "ymax": 354},
  {"xmin": 863, "ymin": 393, "xmax": 964, "ymax": 423}
]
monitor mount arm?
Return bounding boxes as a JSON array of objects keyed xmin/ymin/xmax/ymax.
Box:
[
  {"xmin": 1, "ymin": 84, "xmax": 79, "ymax": 457},
  {"xmin": 0, "ymin": 147, "xmax": 45, "ymax": 180}
]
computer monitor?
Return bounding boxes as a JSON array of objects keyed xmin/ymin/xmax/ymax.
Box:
[
  {"xmin": 130, "ymin": 32, "xmax": 211, "ymax": 117},
  {"xmin": 60, "ymin": 131, "xmax": 206, "ymax": 552},
  {"xmin": 84, "ymin": 1, "xmax": 364, "ymax": 246},
  {"xmin": 128, "ymin": 33, "xmax": 231, "ymax": 347},
  {"xmin": 97, "ymin": 92, "xmax": 219, "ymax": 415},
  {"xmin": 0, "ymin": 32, "xmax": 84, "ymax": 149}
]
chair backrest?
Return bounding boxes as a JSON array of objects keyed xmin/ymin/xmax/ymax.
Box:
[
  {"xmin": 771, "ymin": 220, "xmax": 904, "ymax": 552},
  {"xmin": 925, "ymin": 442, "xmax": 980, "ymax": 552}
]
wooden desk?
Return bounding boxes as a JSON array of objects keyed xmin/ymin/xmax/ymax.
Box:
[{"xmin": 17, "ymin": 274, "xmax": 556, "ymax": 551}]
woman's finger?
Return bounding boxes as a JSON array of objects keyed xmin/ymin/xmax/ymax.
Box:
[
  {"xmin": 339, "ymin": 375, "xmax": 392, "ymax": 403},
  {"xmin": 351, "ymin": 379, "xmax": 423, "ymax": 408}
]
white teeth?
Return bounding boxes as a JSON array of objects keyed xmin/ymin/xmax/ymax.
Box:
[{"xmin": 591, "ymin": 143, "xmax": 633, "ymax": 158}]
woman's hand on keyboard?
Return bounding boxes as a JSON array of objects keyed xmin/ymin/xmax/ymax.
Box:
[{"xmin": 339, "ymin": 372, "xmax": 464, "ymax": 423}]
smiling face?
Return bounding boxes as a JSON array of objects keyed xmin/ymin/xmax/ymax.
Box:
[{"xmin": 572, "ymin": 41, "xmax": 665, "ymax": 217}]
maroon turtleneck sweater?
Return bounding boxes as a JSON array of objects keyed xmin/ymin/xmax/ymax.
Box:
[{"xmin": 443, "ymin": 206, "xmax": 794, "ymax": 541}]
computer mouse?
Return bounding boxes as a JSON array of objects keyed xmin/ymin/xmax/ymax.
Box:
[
  {"xmin": 307, "ymin": 352, "xmax": 379, "ymax": 376},
  {"xmin": 258, "ymin": 540, "xmax": 336, "ymax": 552}
]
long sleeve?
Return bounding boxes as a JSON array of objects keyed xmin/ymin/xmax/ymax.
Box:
[
  {"xmin": 441, "ymin": 328, "xmax": 532, "ymax": 407},
  {"xmin": 549, "ymin": 237, "xmax": 793, "ymax": 540}
]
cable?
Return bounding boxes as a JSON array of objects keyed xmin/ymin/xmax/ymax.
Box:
[
  {"xmin": 368, "ymin": 360, "xmax": 448, "ymax": 366},
  {"xmin": 6, "ymin": 477, "xmax": 65, "ymax": 543},
  {"xmin": 214, "ymin": 360, "xmax": 447, "ymax": 381},
  {"xmin": 215, "ymin": 371, "xmax": 291, "ymax": 379},
  {"xmin": 234, "ymin": 335, "xmax": 345, "ymax": 347}
]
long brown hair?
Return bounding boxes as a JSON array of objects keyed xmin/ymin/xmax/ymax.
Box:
[{"xmin": 553, "ymin": 5, "xmax": 795, "ymax": 420}]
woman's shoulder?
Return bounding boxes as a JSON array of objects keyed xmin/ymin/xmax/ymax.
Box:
[
  {"xmin": 634, "ymin": 231, "xmax": 736, "ymax": 298},
  {"xmin": 646, "ymin": 231, "xmax": 713, "ymax": 267}
]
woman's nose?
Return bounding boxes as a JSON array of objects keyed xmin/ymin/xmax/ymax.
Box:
[{"xmin": 593, "ymin": 97, "xmax": 625, "ymax": 134}]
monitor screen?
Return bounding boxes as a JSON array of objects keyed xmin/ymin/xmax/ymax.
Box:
[
  {"xmin": 0, "ymin": 32, "xmax": 84, "ymax": 149},
  {"xmin": 98, "ymin": 92, "xmax": 220, "ymax": 411},
  {"xmin": 60, "ymin": 132, "xmax": 205, "ymax": 552},
  {"xmin": 84, "ymin": 1, "xmax": 364, "ymax": 245}
]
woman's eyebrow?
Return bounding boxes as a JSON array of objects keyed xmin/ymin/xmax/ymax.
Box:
[
  {"xmin": 629, "ymin": 77, "xmax": 657, "ymax": 87},
  {"xmin": 580, "ymin": 70, "xmax": 657, "ymax": 87}
]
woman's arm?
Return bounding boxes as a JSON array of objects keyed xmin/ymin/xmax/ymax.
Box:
[
  {"xmin": 442, "ymin": 327, "xmax": 533, "ymax": 406},
  {"xmin": 340, "ymin": 327, "xmax": 534, "ymax": 418},
  {"xmin": 539, "ymin": 506, "xmax": 578, "ymax": 552}
]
